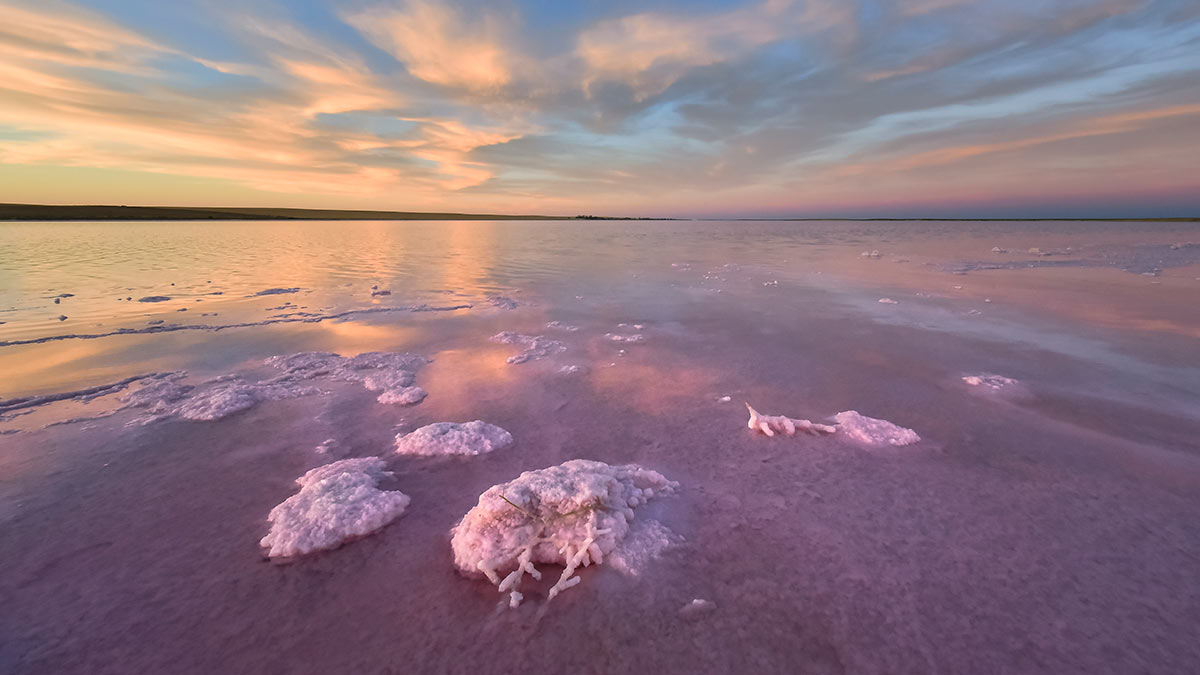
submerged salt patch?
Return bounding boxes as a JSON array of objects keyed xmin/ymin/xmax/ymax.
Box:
[
  {"xmin": 449, "ymin": 459, "xmax": 678, "ymax": 608},
  {"xmin": 833, "ymin": 410, "xmax": 920, "ymax": 446},
  {"xmin": 266, "ymin": 350, "xmax": 430, "ymax": 405},
  {"xmin": 746, "ymin": 403, "xmax": 836, "ymax": 437},
  {"xmin": 963, "ymin": 374, "xmax": 1018, "ymax": 390},
  {"xmin": 489, "ymin": 331, "xmax": 566, "ymax": 364},
  {"xmin": 394, "ymin": 421, "xmax": 513, "ymax": 456},
  {"xmin": 260, "ymin": 457, "xmax": 409, "ymax": 558}
]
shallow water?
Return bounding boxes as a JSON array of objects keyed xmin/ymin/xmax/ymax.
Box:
[{"xmin": 2, "ymin": 219, "xmax": 1200, "ymax": 673}]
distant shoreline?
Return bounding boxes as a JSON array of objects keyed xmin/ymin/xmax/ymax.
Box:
[{"xmin": 0, "ymin": 203, "xmax": 1194, "ymax": 222}]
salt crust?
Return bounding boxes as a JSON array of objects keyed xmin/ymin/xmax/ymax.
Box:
[
  {"xmin": 260, "ymin": 457, "xmax": 409, "ymax": 558},
  {"xmin": 120, "ymin": 351, "xmax": 430, "ymax": 423},
  {"xmin": 450, "ymin": 459, "xmax": 678, "ymax": 607},
  {"xmin": 489, "ymin": 331, "xmax": 566, "ymax": 364},
  {"xmin": 394, "ymin": 421, "xmax": 513, "ymax": 456}
]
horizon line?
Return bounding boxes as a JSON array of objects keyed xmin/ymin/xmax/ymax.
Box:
[{"xmin": 0, "ymin": 203, "xmax": 1196, "ymax": 223}]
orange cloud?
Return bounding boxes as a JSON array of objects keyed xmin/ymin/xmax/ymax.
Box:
[{"xmin": 346, "ymin": 1, "xmax": 514, "ymax": 92}]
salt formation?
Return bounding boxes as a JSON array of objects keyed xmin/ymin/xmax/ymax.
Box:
[
  {"xmin": 376, "ymin": 386, "xmax": 426, "ymax": 405},
  {"xmin": 260, "ymin": 457, "xmax": 409, "ymax": 558},
  {"xmin": 679, "ymin": 598, "xmax": 716, "ymax": 618},
  {"xmin": 545, "ymin": 321, "xmax": 580, "ymax": 331},
  {"xmin": 878, "ymin": 298, "xmax": 898, "ymax": 304},
  {"xmin": 605, "ymin": 333, "xmax": 645, "ymax": 343},
  {"xmin": 963, "ymin": 374, "xmax": 1018, "ymax": 390},
  {"xmin": 449, "ymin": 460, "xmax": 678, "ymax": 607},
  {"xmin": 123, "ymin": 376, "xmax": 318, "ymax": 423},
  {"xmin": 394, "ymin": 421, "xmax": 513, "ymax": 456},
  {"xmin": 119, "ymin": 350, "xmax": 429, "ymax": 424},
  {"xmin": 833, "ymin": 411, "xmax": 920, "ymax": 446},
  {"xmin": 489, "ymin": 331, "xmax": 565, "ymax": 364},
  {"xmin": 266, "ymin": 351, "xmax": 430, "ymax": 405},
  {"xmin": 487, "ymin": 296, "xmax": 521, "ymax": 309},
  {"xmin": 746, "ymin": 403, "xmax": 836, "ymax": 437}
]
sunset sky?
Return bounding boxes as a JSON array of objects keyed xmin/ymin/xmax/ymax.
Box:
[{"xmin": 1, "ymin": 0, "xmax": 1198, "ymax": 217}]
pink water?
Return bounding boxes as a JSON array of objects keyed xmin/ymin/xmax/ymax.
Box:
[{"xmin": 2, "ymin": 219, "xmax": 1199, "ymax": 673}]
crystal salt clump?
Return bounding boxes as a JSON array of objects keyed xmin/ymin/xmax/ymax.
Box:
[
  {"xmin": 260, "ymin": 457, "xmax": 410, "ymax": 558},
  {"xmin": 833, "ymin": 410, "xmax": 920, "ymax": 446},
  {"xmin": 450, "ymin": 459, "xmax": 678, "ymax": 608},
  {"xmin": 394, "ymin": 421, "xmax": 513, "ymax": 456}
]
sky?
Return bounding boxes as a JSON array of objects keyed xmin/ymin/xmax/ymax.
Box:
[{"xmin": 1, "ymin": 0, "xmax": 1198, "ymax": 218}]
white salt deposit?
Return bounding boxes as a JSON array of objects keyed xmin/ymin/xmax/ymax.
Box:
[
  {"xmin": 832, "ymin": 410, "xmax": 920, "ymax": 446},
  {"xmin": 545, "ymin": 321, "xmax": 580, "ymax": 331},
  {"xmin": 394, "ymin": 421, "xmax": 513, "ymax": 456},
  {"xmin": 260, "ymin": 457, "xmax": 409, "ymax": 558},
  {"xmin": 376, "ymin": 386, "xmax": 427, "ymax": 406},
  {"xmin": 124, "ymin": 376, "xmax": 317, "ymax": 423},
  {"xmin": 176, "ymin": 382, "xmax": 273, "ymax": 421},
  {"xmin": 962, "ymin": 374, "xmax": 1018, "ymax": 390},
  {"xmin": 489, "ymin": 332, "xmax": 566, "ymax": 364},
  {"xmin": 878, "ymin": 298, "xmax": 898, "ymax": 304},
  {"xmin": 118, "ymin": 350, "xmax": 429, "ymax": 424},
  {"xmin": 315, "ymin": 438, "xmax": 343, "ymax": 455},
  {"xmin": 679, "ymin": 598, "xmax": 716, "ymax": 619},
  {"xmin": 558, "ymin": 365, "xmax": 585, "ymax": 374},
  {"xmin": 605, "ymin": 333, "xmax": 645, "ymax": 343},
  {"xmin": 746, "ymin": 403, "xmax": 836, "ymax": 437},
  {"xmin": 449, "ymin": 459, "xmax": 678, "ymax": 607}
]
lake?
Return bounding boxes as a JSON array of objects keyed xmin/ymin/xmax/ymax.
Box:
[{"xmin": 2, "ymin": 218, "xmax": 1199, "ymax": 673}]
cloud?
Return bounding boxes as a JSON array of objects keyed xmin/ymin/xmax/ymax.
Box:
[
  {"xmin": 575, "ymin": 0, "xmax": 855, "ymax": 100},
  {"xmin": 345, "ymin": 1, "xmax": 516, "ymax": 92}
]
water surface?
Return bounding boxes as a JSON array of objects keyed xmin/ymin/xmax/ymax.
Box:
[{"xmin": 2, "ymin": 219, "xmax": 1199, "ymax": 673}]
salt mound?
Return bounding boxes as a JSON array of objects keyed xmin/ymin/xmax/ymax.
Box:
[
  {"xmin": 260, "ymin": 457, "xmax": 410, "ymax": 558},
  {"xmin": 394, "ymin": 421, "xmax": 513, "ymax": 456},
  {"xmin": 489, "ymin": 332, "xmax": 566, "ymax": 364},
  {"xmin": 449, "ymin": 459, "xmax": 678, "ymax": 607},
  {"xmin": 746, "ymin": 403, "xmax": 836, "ymax": 437},
  {"xmin": 833, "ymin": 410, "xmax": 920, "ymax": 446}
]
